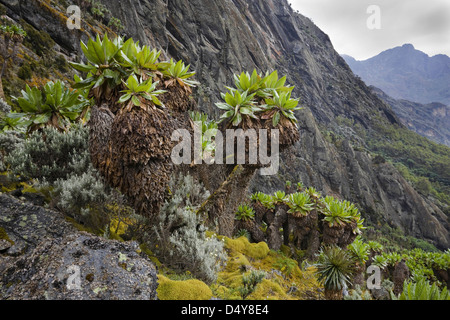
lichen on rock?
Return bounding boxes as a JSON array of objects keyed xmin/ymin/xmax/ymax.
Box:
[{"xmin": 0, "ymin": 193, "xmax": 159, "ymax": 300}]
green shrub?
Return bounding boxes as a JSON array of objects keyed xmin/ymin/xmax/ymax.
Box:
[
  {"xmin": 0, "ymin": 130, "xmax": 24, "ymax": 171},
  {"xmin": 52, "ymin": 168, "xmax": 109, "ymax": 225},
  {"xmin": 379, "ymin": 248, "xmax": 449, "ymax": 286},
  {"xmin": 17, "ymin": 63, "xmax": 32, "ymax": 80},
  {"xmin": 90, "ymin": 1, "xmax": 108, "ymax": 20},
  {"xmin": 189, "ymin": 111, "xmax": 218, "ymax": 161},
  {"xmin": 108, "ymin": 17, "xmax": 124, "ymax": 32},
  {"xmin": 239, "ymin": 270, "xmax": 266, "ymax": 299},
  {"xmin": 149, "ymin": 174, "xmax": 226, "ymax": 284},
  {"xmin": 322, "ymin": 196, "xmax": 365, "ymax": 235},
  {"xmin": 0, "ymin": 98, "xmax": 11, "ymax": 114},
  {"xmin": 235, "ymin": 204, "xmax": 255, "ymax": 222},
  {"xmin": 2, "ymin": 123, "xmax": 120, "ymax": 232},
  {"xmin": 250, "ymin": 191, "xmax": 275, "ymax": 209},
  {"xmin": 162, "ymin": 59, "xmax": 199, "ymax": 89},
  {"xmin": 273, "ymin": 256, "xmax": 297, "ymax": 277},
  {"xmin": 215, "ymin": 70, "xmax": 301, "ymax": 127},
  {"xmin": 157, "ymin": 275, "xmax": 213, "ymax": 300},
  {"xmin": 5, "ymin": 124, "xmax": 90, "ymax": 183},
  {"xmin": 395, "ymin": 278, "xmax": 450, "ymax": 300},
  {"xmin": 118, "ymin": 74, "xmax": 165, "ymax": 107},
  {"xmin": 344, "ymin": 285, "xmax": 372, "ymax": 300},
  {"xmin": 285, "ymin": 192, "xmax": 314, "ymax": 217},
  {"xmin": 371, "ymin": 255, "xmax": 388, "ymax": 269},
  {"xmin": 369, "ymin": 122, "xmax": 450, "ymax": 208},
  {"xmin": 234, "ymin": 229, "xmax": 251, "ymax": 240},
  {"xmin": 11, "ymin": 80, "xmax": 90, "ymax": 133},
  {"xmin": 347, "ymin": 236, "xmax": 370, "ymax": 264}
]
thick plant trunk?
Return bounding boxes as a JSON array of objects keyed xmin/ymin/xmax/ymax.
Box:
[
  {"xmin": 0, "ymin": 77, "xmax": 5, "ymax": 100},
  {"xmin": 393, "ymin": 260, "xmax": 410, "ymax": 296},
  {"xmin": 267, "ymin": 207, "xmax": 287, "ymax": 250},
  {"xmin": 324, "ymin": 289, "xmax": 343, "ymax": 300},
  {"xmin": 352, "ymin": 263, "xmax": 366, "ymax": 288},
  {"xmin": 305, "ymin": 229, "xmax": 320, "ymax": 261},
  {"xmin": 235, "ymin": 219, "xmax": 265, "ymax": 243},
  {"xmin": 322, "ymin": 224, "xmax": 345, "ymax": 246},
  {"xmin": 198, "ymin": 164, "xmax": 258, "ymax": 237},
  {"xmin": 0, "ymin": 58, "xmax": 8, "ymax": 100}
]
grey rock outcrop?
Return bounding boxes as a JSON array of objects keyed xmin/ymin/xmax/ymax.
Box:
[{"xmin": 0, "ymin": 194, "xmax": 158, "ymax": 300}]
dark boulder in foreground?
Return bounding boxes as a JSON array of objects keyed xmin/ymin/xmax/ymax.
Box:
[{"xmin": 0, "ymin": 194, "xmax": 158, "ymax": 300}]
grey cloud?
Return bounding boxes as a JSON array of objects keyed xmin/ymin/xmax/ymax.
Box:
[{"xmin": 290, "ymin": 0, "xmax": 450, "ymax": 59}]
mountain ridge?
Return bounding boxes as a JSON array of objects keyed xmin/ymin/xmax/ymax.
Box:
[
  {"xmin": 342, "ymin": 44, "xmax": 450, "ymax": 105},
  {"xmin": 370, "ymin": 86, "xmax": 450, "ymax": 147}
]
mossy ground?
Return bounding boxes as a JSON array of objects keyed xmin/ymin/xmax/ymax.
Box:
[
  {"xmin": 0, "ymin": 174, "xmax": 52, "ymax": 204},
  {"xmin": 148, "ymin": 233, "xmax": 323, "ymax": 300},
  {"xmin": 211, "ymin": 235, "xmax": 322, "ymax": 300},
  {"xmin": 0, "ymin": 226, "xmax": 14, "ymax": 245},
  {"xmin": 157, "ymin": 275, "xmax": 213, "ymax": 300}
]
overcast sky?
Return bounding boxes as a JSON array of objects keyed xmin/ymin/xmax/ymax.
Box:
[{"xmin": 290, "ymin": 0, "xmax": 450, "ymax": 60}]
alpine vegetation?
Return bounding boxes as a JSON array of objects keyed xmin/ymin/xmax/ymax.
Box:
[
  {"xmin": 6, "ymin": 124, "xmax": 90, "ymax": 183},
  {"xmin": 1, "ymin": 16, "xmax": 447, "ymax": 301},
  {"xmin": 148, "ymin": 174, "xmax": 227, "ymax": 283}
]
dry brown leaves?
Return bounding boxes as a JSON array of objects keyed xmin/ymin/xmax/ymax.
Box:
[
  {"xmin": 109, "ymin": 102, "xmax": 175, "ymax": 166},
  {"xmin": 157, "ymin": 80, "xmax": 194, "ymax": 113},
  {"xmin": 94, "ymin": 100, "xmax": 177, "ymax": 218}
]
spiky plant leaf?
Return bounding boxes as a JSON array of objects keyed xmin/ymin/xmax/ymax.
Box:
[
  {"xmin": 235, "ymin": 204, "xmax": 255, "ymax": 222},
  {"xmin": 315, "ymin": 246, "xmax": 354, "ymax": 292},
  {"xmin": 347, "ymin": 236, "xmax": 370, "ymax": 264},
  {"xmin": 71, "ymin": 34, "xmax": 124, "ymax": 97},
  {"xmin": 263, "ymin": 90, "xmax": 302, "ymax": 127},
  {"xmin": 11, "ymin": 80, "xmax": 89, "ymax": 133},
  {"xmin": 216, "ymin": 90, "xmax": 261, "ymax": 126},
  {"xmin": 120, "ymin": 74, "xmax": 166, "ymax": 108},
  {"xmin": 286, "ymin": 192, "xmax": 314, "ymax": 217},
  {"xmin": 162, "ymin": 59, "xmax": 199, "ymax": 89}
]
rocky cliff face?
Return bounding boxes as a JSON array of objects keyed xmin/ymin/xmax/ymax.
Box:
[{"xmin": 1, "ymin": 0, "xmax": 449, "ymax": 249}]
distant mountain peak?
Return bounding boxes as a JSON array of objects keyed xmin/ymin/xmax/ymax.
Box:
[
  {"xmin": 340, "ymin": 54, "xmax": 357, "ymax": 62},
  {"xmin": 342, "ymin": 44, "xmax": 450, "ymax": 105},
  {"xmin": 401, "ymin": 43, "xmax": 415, "ymax": 49}
]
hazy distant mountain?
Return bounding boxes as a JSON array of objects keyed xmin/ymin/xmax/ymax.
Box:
[
  {"xmin": 342, "ymin": 44, "xmax": 450, "ymax": 105},
  {"xmin": 370, "ymin": 86, "xmax": 450, "ymax": 147}
]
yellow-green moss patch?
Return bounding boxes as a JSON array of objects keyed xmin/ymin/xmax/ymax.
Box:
[
  {"xmin": 139, "ymin": 243, "xmax": 162, "ymax": 268},
  {"xmin": 157, "ymin": 275, "xmax": 212, "ymax": 300},
  {"xmin": 212, "ymin": 234, "xmax": 323, "ymax": 300},
  {"xmin": 248, "ymin": 278, "xmax": 290, "ymax": 300},
  {"xmin": 21, "ymin": 183, "xmax": 38, "ymax": 194},
  {"xmin": 0, "ymin": 227, "xmax": 14, "ymax": 245},
  {"xmin": 225, "ymin": 236, "xmax": 269, "ymax": 260}
]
